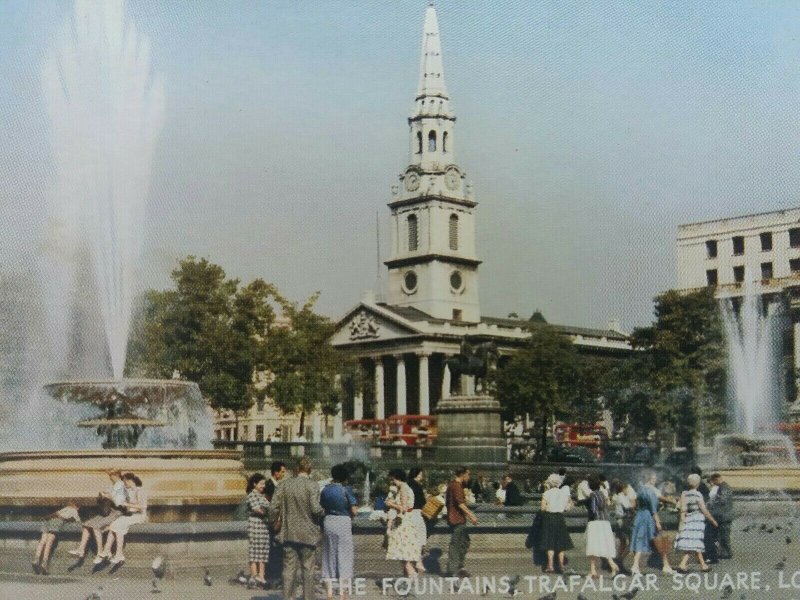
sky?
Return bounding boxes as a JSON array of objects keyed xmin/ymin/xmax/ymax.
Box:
[{"xmin": 3, "ymin": 1, "xmax": 800, "ymax": 332}]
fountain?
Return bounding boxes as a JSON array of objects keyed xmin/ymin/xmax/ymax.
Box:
[
  {"xmin": 715, "ymin": 286, "xmax": 800, "ymax": 492},
  {"xmin": 0, "ymin": 0, "xmax": 244, "ymax": 528}
]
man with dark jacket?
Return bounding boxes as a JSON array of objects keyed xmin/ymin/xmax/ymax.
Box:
[
  {"xmin": 265, "ymin": 461, "xmax": 287, "ymax": 588},
  {"xmin": 706, "ymin": 472, "xmax": 734, "ymax": 561},
  {"xmin": 268, "ymin": 457, "xmax": 324, "ymax": 600},
  {"xmin": 501, "ymin": 474, "xmax": 524, "ymax": 506}
]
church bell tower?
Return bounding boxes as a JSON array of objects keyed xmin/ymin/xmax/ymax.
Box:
[{"xmin": 385, "ymin": 5, "xmax": 481, "ymax": 323}]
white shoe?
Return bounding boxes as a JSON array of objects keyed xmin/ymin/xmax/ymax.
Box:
[
  {"xmin": 109, "ymin": 555, "xmax": 125, "ymax": 564},
  {"xmin": 67, "ymin": 549, "xmax": 84, "ymax": 558},
  {"xmin": 631, "ymin": 566, "xmax": 641, "ymax": 575},
  {"xmin": 92, "ymin": 555, "xmax": 107, "ymax": 565}
]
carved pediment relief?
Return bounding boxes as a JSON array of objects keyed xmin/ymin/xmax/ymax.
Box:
[
  {"xmin": 331, "ymin": 304, "xmax": 421, "ymax": 346},
  {"xmin": 349, "ymin": 310, "xmax": 380, "ymax": 340}
]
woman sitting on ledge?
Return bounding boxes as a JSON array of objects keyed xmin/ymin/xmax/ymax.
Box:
[
  {"xmin": 69, "ymin": 469, "xmax": 127, "ymax": 560},
  {"xmin": 98, "ymin": 473, "xmax": 147, "ymax": 565}
]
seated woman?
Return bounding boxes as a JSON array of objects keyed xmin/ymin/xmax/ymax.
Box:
[
  {"xmin": 100, "ymin": 473, "xmax": 147, "ymax": 564},
  {"xmin": 69, "ymin": 470, "xmax": 127, "ymax": 560},
  {"xmin": 33, "ymin": 501, "xmax": 81, "ymax": 575}
]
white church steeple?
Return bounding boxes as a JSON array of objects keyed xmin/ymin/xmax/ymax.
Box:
[{"xmin": 385, "ymin": 5, "xmax": 481, "ymax": 323}]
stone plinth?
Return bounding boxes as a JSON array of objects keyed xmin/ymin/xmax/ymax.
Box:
[{"xmin": 434, "ymin": 395, "xmax": 506, "ymax": 472}]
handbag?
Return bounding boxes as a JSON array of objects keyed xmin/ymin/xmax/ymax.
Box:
[
  {"xmin": 421, "ymin": 496, "xmax": 444, "ymax": 521},
  {"xmin": 652, "ymin": 533, "xmax": 673, "ymax": 554}
]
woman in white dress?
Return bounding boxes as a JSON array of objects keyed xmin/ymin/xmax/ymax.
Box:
[
  {"xmin": 384, "ymin": 468, "xmax": 421, "ymax": 577},
  {"xmin": 584, "ymin": 475, "xmax": 619, "ymax": 578},
  {"xmin": 102, "ymin": 473, "xmax": 147, "ymax": 564}
]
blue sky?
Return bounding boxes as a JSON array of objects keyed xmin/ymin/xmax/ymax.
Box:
[{"xmin": 3, "ymin": 1, "xmax": 800, "ymax": 330}]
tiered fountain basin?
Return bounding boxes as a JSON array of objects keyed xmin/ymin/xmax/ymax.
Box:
[
  {"xmin": 712, "ymin": 433, "xmax": 800, "ymax": 494},
  {"xmin": 0, "ymin": 449, "xmax": 245, "ymax": 522}
]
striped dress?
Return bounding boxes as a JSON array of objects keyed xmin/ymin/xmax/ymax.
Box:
[{"xmin": 674, "ymin": 489, "xmax": 706, "ymax": 552}]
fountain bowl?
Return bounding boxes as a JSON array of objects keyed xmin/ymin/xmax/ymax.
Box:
[{"xmin": 712, "ymin": 433, "xmax": 800, "ymax": 493}]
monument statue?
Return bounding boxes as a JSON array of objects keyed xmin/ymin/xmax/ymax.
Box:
[{"xmin": 445, "ymin": 339, "xmax": 498, "ymax": 393}]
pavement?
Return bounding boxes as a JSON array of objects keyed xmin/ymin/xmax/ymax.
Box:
[{"xmin": 3, "ymin": 513, "xmax": 800, "ymax": 600}]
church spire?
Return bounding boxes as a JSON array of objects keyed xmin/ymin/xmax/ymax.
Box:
[{"xmin": 417, "ymin": 5, "xmax": 449, "ymax": 100}]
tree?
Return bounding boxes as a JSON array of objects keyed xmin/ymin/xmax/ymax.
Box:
[
  {"xmin": 264, "ymin": 293, "xmax": 354, "ymax": 434},
  {"xmin": 493, "ymin": 324, "xmax": 586, "ymax": 452},
  {"xmin": 604, "ymin": 288, "xmax": 726, "ymax": 454},
  {"xmin": 126, "ymin": 257, "xmax": 281, "ymax": 415}
]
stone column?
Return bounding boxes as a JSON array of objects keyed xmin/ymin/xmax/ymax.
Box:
[
  {"xmin": 442, "ymin": 362, "xmax": 451, "ymax": 400},
  {"xmin": 418, "ymin": 353, "xmax": 430, "ymax": 415},
  {"xmin": 375, "ymin": 358, "xmax": 385, "ymax": 420},
  {"xmin": 332, "ymin": 403, "xmax": 343, "ymax": 441},
  {"xmin": 396, "ymin": 355, "xmax": 407, "ymax": 416},
  {"xmin": 354, "ymin": 392, "xmax": 364, "ymax": 421}
]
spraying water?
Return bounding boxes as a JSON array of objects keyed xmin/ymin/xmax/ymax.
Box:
[
  {"xmin": 41, "ymin": 0, "xmax": 164, "ymax": 380},
  {"xmin": 720, "ymin": 284, "xmax": 786, "ymax": 435}
]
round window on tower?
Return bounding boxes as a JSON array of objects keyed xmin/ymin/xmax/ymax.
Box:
[
  {"xmin": 403, "ymin": 271, "xmax": 418, "ymax": 295},
  {"xmin": 450, "ymin": 270, "xmax": 464, "ymax": 293}
]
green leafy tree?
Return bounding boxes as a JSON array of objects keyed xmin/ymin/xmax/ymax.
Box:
[{"xmin": 493, "ymin": 324, "xmax": 586, "ymax": 452}]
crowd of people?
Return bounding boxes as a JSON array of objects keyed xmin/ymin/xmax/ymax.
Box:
[{"xmin": 31, "ymin": 469, "xmax": 147, "ymax": 575}]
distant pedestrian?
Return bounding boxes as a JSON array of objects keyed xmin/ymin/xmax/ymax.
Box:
[
  {"xmin": 537, "ymin": 473, "xmax": 573, "ymax": 573},
  {"xmin": 269, "ymin": 457, "xmax": 324, "ymax": 600},
  {"xmin": 675, "ymin": 473, "xmax": 717, "ymax": 573},
  {"xmin": 445, "ymin": 466, "xmax": 478, "ymax": 577},
  {"xmin": 320, "ymin": 464, "xmax": 357, "ymax": 600},
  {"xmin": 33, "ymin": 501, "xmax": 81, "ymax": 575},
  {"xmin": 245, "ymin": 473, "xmax": 270, "ymax": 588},
  {"xmin": 706, "ymin": 473, "xmax": 733, "ymax": 561},
  {"xmin": 585, "ymin": 475, "xmax": 619, "ymax": 578},
  {"xmin": 265, "ymin": 461, "xmax": 288, "ymax": 588},
  {"xmin": 407, "ymin": 468, "xmax": 428, "ymax": 573}
]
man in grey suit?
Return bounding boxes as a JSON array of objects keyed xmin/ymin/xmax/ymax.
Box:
[{"xmin": 269, "ymin": 457, "xmax": 324, "ymax": 600}]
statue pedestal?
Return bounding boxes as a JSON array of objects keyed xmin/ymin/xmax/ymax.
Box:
[{"xmin": 434, "ymin": 395, "xmax": 507, "ymax": 472}]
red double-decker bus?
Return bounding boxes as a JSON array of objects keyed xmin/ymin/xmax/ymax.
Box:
[
  {"xmin": 553, "ymin": 423, "xmax": 609, "ymax": 459},
  {"xmin": 379, "ymin": 415, "xmax": 437, "ymax": 446}
]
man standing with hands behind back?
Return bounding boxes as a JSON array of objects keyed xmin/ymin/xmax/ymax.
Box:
[
  {"xmin": 446, "ymin": 466, "xmax": 478, "ymax": 578},
  {"xmin": 269, "ymin": 457, "xmax": 324, "ymax": 600}
]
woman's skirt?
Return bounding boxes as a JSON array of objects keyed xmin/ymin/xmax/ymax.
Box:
[
  {"xmin": 83, "ymin": 509, "xmax": 122, "ymax": 531},
  {"xmin": 535, "ymin": 512, "xmax": 573, "ymax": 553},
  {"xmin": 674, "ymin": 511, "xmax": 706, "ymax": 552},
  {"xmin": 407, "ymin": 510, "xmax": 427, "ymax": 553},
  {"xmin": 585, "ymin": 520, "xmax": 617, "ymax": 559},
  {"xmin": 108, "ymin": 512, "xmax": 146, "ymax": 536},
  {"xmin": 629, "ymin": 510, "xmax": 657, "ymax": 553},
  {"xmin": 386, "ymin": 515, "xmax": 422, "ymax": 562},
  {"xmin": 322, "ymin": 515, "xmax": 354, "ymax": 580},
  {"xmin": 247, "ymin": 516, "xmax": 270, "ymax": 563}
]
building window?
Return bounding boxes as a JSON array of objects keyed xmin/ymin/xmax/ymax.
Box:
[
  {"xmin": 760, "ymin": 232, "xmax": 773, "ymax": 251},
  {"xmin": 733, "ymin": 265, "xmax": 745, "ymax": 283},
  {"xmin": 428, "ymin": 130, "xmax": 437, "ymax": 152},
  {"xmin": 256, "ymin": 425, "xmax": 264, "ymax": 442},
  {"xmin": 407, "ymin": 214, "xmax": 418, "ymax": 251},
  {"xmin": 416, "ymin": 131, "xmax": 422, "ymax": 154},
  {"xmin": 442, "ymin": 132, "xmax": 448, "ymax": 153},
  {"xmin": 791, "ymin": 228, "xmax": 800, "ymax": 248},
  {"xmin": 403, "ymin": 270, "xmax": 418, "ymax": 293},
  {"xmin": 761, "ymin": 262, "xmax": 773, "ymax": 280},
  {"xmin": 791, "ymin": 258, "xmax": 800, "ymax": 273},
  {"xmin": 706, "ymin": 240, "xmax": 717, "ymax": 258},
  {"xmin": 732, "ymin": 236, "xmax": 744, "ymax": 256},
  {"xmin": 452, "ymin": 309, "xmax": 462, "ymax": 321},
  {"xmin": 449, "ymin": 214, "xmax": 458, "ymax": 250},
  {"xmin": 706, "ymin": 269, "xmax": 718, "ymax": 286}
]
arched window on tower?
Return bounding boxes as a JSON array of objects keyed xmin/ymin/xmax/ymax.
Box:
[
  {"xmin": 449, "ymin": 214, "xmax": 458, "ymax": 250},
  {"xmin": 408, "ymin": 214, "xmax": 418, "ymax": 251},
  {"xmin": 428, "ymin": 130, "xmax": 437, "ymax": 152},
  {"xmin": 442, "ymin": 132, "xmax": 448, "ymax": 153},
  {"xmin": 416, "ymin": 131, "xmax": 422, "ymax": 154}
]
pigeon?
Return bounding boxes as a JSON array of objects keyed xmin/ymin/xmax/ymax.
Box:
[
  {"xmin": 619, "ymin": 589, "xmax": 639, "ymax": 600},
  {"xmin": 767, "ymin": 528, "xmax": 775, "ymax": 534},
  {"xmin": 578, "ymin": 595, "xmax": 590, "ymax": 600},
  {"xmin": 741, "ymin": 525, "xmax": 752, "ymax": 532},
  {"xmin": 85, "ymin": 586, "xmax": 103, "ymax": 600},
  {"xmin": 151, "ymin": 579, "xmax": 161, "ymax": 594},
  {"xmin": 721, "ymin": 584, "xmax": 733, "ymax": 598},
  {"xmin": 775, "ymin": 557, "xmax": 786, "ymax": 570},
  {"xmin": 203, "ymin": 569, "xmax": 212, "ymax": 586},
  {"xmin": 537, "ymin": 593, "xmax": 556, "ymax": 600},
  {"xmin": 787, "ymin": 537, "xmax": 793, "ymax": 545},
  {"xmin": 229, "ymin": 570, "xmax": 248, "ymax": 585},
  {"xmin": 151, "ymin": 556, "xmax": 166, "ymax": 580},
  {"xmin": 506, "ymin": 575, "xmax": 520, "ymax": 597}
]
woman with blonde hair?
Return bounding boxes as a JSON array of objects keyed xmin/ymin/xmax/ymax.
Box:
[{"xmin": 674, "ymin": 473, "xmax": 717, "ymax": 573}]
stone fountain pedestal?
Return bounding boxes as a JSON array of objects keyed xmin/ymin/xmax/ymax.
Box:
[{"xmin": 434, "ymin": 394, "xmax": 507, "ymax": 475}]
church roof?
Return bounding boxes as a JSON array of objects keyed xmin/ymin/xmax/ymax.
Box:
[
  {"xmin": 378, "ymin": 303, "xmax": 446, "ymax": 324},
  {"xmin": 480, "ymin": 316, "xmax": 628, "ymax": 341}
]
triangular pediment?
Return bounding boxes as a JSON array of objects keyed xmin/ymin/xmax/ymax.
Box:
[{"xmin": 330, "ymin": 303, "xmax": 423, "ymax": 347}]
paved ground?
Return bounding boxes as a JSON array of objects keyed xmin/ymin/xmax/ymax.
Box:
[{"xmin": 4, "ymin": 513, "xmax": 800, "ymax": 600}]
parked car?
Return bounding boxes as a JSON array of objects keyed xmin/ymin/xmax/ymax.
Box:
[{"xmin": 546, "ymin": 444, "xmax": 599, "ymax": 464}]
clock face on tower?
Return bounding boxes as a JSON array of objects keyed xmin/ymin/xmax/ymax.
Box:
[
  {"xmin": 404, "ymin": 171, "xmax": 420, "ymax": 192},
  {"xmin": 444, "ymin": 167, "xmax": 460, "ymax": 191}
]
